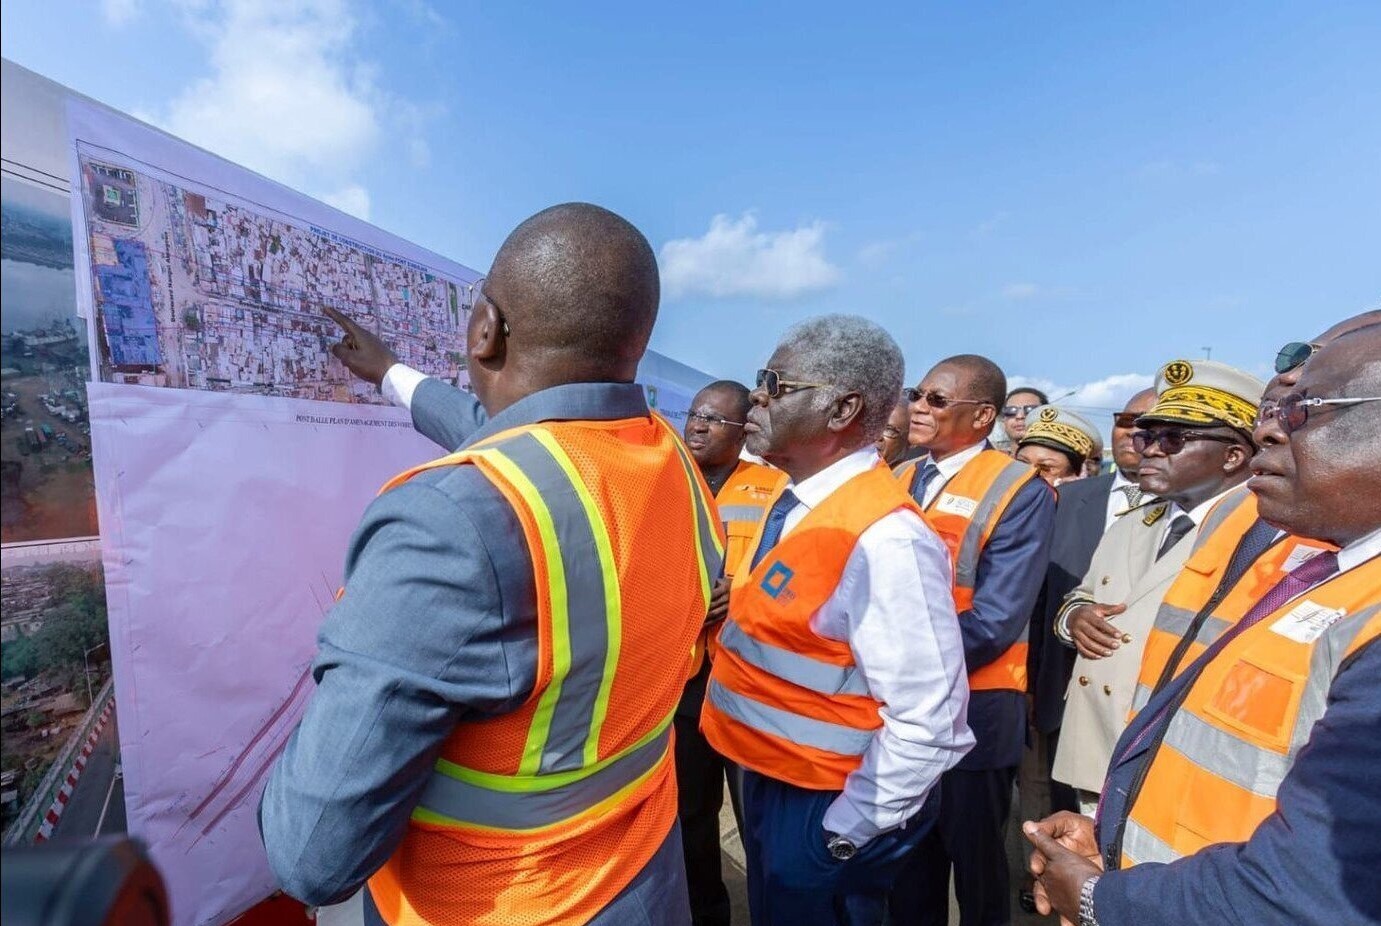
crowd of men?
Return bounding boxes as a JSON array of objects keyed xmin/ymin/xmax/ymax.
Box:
[{"xmin": 257, "ymin": 203, "xmax": 1380, "ymax": 926}]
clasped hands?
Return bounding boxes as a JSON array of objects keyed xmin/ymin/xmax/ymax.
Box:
[{"xmin": 1023, "ymin": 811, "xmax": 1105, "ymax": 925}]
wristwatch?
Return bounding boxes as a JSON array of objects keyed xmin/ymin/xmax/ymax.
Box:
[
  {"xmin": 1079, "ymin": 874, "xmax": 1101, "ymax": 926},
  {"xmin": 824, "ymin": 832, "xmax": 857, "ymax": 861}
]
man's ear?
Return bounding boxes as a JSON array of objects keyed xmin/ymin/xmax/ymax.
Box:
[
  {"xmin": 827, "ymin": 392, "xmax": 865, "ymax": 433},
  {"xmin": 470, "ymin": 299, "xmax": 505, "ymax": 363},
  {"xmin": 1224, "ymin": 441, "xmax": 1253, "ymax": 475},
  {"xmin": 973, "ymin": 403, "xmax": 998, "ymax": 431}
]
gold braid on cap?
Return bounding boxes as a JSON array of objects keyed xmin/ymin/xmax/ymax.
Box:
[
  {"xmin": 1023, "ymin": 419, "xmax": 1095, "ymax": 458},
  {"xmin": 1154, "ymin": 385, "xmax": 1258, "ymax": 431}
]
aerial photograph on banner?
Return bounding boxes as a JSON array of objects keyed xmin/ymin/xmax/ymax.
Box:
[
  {"xmin": 0, "ymin": 174, "xmax": 98, "ymax": 544},
  {"xmin": 74, "ymin": 150, "xmax": 470, "ymax": 404},
  {"xmin": 0, "ymin": 538, "xmax": 119, "ymax": 843}
]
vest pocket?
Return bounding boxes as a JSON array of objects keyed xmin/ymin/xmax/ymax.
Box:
[{"xmin": 1203, "ymin": 656, "xmax": 1303, "ymax": 750}]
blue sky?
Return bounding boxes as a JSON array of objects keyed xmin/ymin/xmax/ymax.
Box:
[{"xmin": 3, "ymin": 1, "xmax": 1379, "ymax": 418}]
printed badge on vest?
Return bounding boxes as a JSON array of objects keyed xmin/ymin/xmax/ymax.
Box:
[
  {"xmin": 1270, "ymin": 600, "xmax": 1348, "ymax": 644},
  {"xmin": 935, "ymin": 493, "xmax": 978, "ymax": 518},
  {"xmin": 760, "ymin": 562, "xmax": 796, "ymax": 601}
]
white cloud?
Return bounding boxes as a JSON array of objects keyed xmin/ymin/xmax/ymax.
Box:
[
  {"xmin": 101, "ymin": 0, "xmax": 142, "ymax": 25},
  {"xmin": 660, "ymin": 212, "xmax": 842, "ymax": 300},
  {"xmin": 320, "ymin": 184, "xmax": 371, "ymax": 220},
  {"xmin": 1002, "ymin": 282, "xmax": 1040, "ymax": 300},
  {"xmin": 1008, "ymin": 372, "xmax": 1154, "ymax": 417},
  {"xmin": 143, "ymin": 0, "xmax": 432, "ymax": 221}
]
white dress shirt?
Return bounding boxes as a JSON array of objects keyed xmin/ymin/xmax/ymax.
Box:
[
  {"xmin": 920, "ymin": 441, "xmax": 987, "ymax": 508},
  {"xmin": 1335, "ymin": 526, "xmax": 1381, "ymax": 575},
  {"xmin": 779, "ymin": 447, "xmax": 975, "ymax": 844},
  {"xmin": 381, "ymin": 363, "xmax": 429, "ymax": 410},
  {"xmin": 1161, "ymin": 485, "xmax": 1238, "ymax": 551},
  {"xmin": 1105, "ymin": 470, "xmax": 1141, "ymax": 531}
]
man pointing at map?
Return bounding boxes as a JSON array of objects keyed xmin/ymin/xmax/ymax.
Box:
[{"xmin": 260, "ymin": 202, "xmax": 724, "ymax": 926}]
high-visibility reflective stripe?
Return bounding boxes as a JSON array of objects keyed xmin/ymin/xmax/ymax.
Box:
[
  {"xmin": 472, "ymin": 436, "xmax": 612, "ymax": 775},
  {"xmin": 1291, "ymin": 603, "xmax": 1380, "ymax": 751},
  {"xmin": 1131, "ymin": 683, "xmax": 1152, "ymax": 714},
  {"xmin": 894, "ymin": 458, "xmax": 919, "ymax": 484},
  {"xmin": 706, "ymin": 678, "xmax": 874, "ymax": 756},
  {"xmin": 413, "ymin": 718, "xmax": 673, "ymax": 832},
  {"xmin": 719, "ymin": 504, "xmax": 767, "ymax": 524},
  {"xmin": 1120, "ymin": 818, "xmax": 1178, "ymax": 865},
  {"xmin": 1192, "ymin": 488, "xmax": 1252, "ymax": 552},
  {"xmin": 954, "ymin": 463, "xmax": 1032, "ymax": 589},
  {"xmin": 528, "ymin": 429, "xmax": 625, "ymax": 769},
  {"xmin": 717, "ymin": 618, "xmax": 870, "ymax": 697},
  {"xmin": 1161, "ymin": 710, "xmax": 1291, "ymax": 799},
  {"xmin": 664, "ymin": 426, "xmax": 725, "ymax": 599},
  {"xmin": 1153, "ymin": 603, "xmax": 1232, "ymax": 643}
]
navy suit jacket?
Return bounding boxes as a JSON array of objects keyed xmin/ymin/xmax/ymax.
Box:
[
  {"xmin": 1092, "ymin": 639, "xmax": 1380, "ymax": 924},
  {"xmin": 950, "ymin": 461, "xmax": 1056, "ymax": 770},
  {"xmin": 1028, "ymin": 473, "xmax": 1114, "ymax": 734}
]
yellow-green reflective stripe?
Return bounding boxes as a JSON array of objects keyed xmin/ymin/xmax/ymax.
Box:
[
  {"xmin": 955, "ymin": 461, "xmax": 1032, "ymax": 589},
  {"xmin": 470, "ymin": 445, "xmax": 572, "ymax": 777},
  {"xmin": 414, "ymin": 715, "xmax": 674, "ymax": 831},
  {"xmin": 529, "ymin": 429, "xmax": 624, "ymax": 768},
  {"xmin": 665, "ymin": 431, "xmax": 723, "ymax": 600}
]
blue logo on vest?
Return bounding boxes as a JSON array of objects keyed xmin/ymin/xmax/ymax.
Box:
[{"xmin": 760, "ymin": 562, "xmax": 795, "ymax": 599}]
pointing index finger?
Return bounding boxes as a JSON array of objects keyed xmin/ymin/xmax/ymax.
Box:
[{"xmin": 322, "ymin": 305, "xmax": 360, "ymax": 336}]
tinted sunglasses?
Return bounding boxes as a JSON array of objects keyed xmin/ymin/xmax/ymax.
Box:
[
  {"xmin": 755, "ymin": 368, "xmax": 832, "ymax": 398},
  {"xmin": 1274, "ymin": 341, "xmax": 1318, "ymax": 375},
  {"xmin": 1131, "ymin": 429, "xmax": 1241, "ymax": 456},
  {"xmin": 1256, "ymin": 392, "xmax": 1381, "ymax": 435},
  {"xmin": 686, "ymin": 412, "xmax": 744, "ymax": 428},
  {"xmin": 1002, "ymin": 403, "xmax": 1042, "ymax": 418},
  {"xmin": 904, "ymin": 387, "xmax": 990, "ymax": 410}
]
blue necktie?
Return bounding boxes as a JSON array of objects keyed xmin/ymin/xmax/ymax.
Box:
[
  {"xmin": 751, "ymin": 489, "xmax": 800, "ymax": 570},
  {"xmin": 909, "ymin": 462, "xmax": 940, "ymax": 505}
]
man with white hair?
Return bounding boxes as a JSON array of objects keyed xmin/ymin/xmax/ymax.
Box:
[{"xmin": 700, "ymin": 315, "xmax": 974, "ymax": 925}]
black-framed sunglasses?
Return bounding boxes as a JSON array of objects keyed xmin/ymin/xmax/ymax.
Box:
[
  {"xmin": 1256, "ymin": 392, "xmax": 1381, "ymax": 434},
  {"xmin": 755, "ymin": 368, "xmax": 832, "ymax": 398},
  {"xmin": 1002, "ymin": 403, "xmax": 1042, "ymax": 419},
  {"xmin": 687, "ymin": 411, "xmax": 745, "ymax": 428},
  {"xmin": 904, "ymin": 387, "xmax": 991, "ymax": 410},
  {"xmin": 1274, "ymin": 341, "xmax": 1319, "ymax": 375},
  {"xmin": 1131, "ymin": 429, "xmax": 1241, "ymax": 456},
  {"xmin": 470, "ymin": 278, "xmax": 511, "ymax": 336}
]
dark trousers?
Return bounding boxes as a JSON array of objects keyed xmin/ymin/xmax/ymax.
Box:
[
  {"xmin": 674, "ymin": 709, "xmax": 741, "ymax": 926},
  {"xmin": 890, "ymin": 765, "xmax": 1018, "ymax": 926},
  {"xmin": 740, "ymin": 768, "xmax": 938, "ymax": 926},
  {"xmin": 1044, "ymin": 728, "xmax": 1079, "ymax": 815}
]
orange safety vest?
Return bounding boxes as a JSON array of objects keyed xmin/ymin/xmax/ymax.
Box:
[
  {"xmin": 700, "ymin": 465, "xmax": 920, "ymax": 790},
  {"xmin": 1129, "ymin": 487, "xmax": 1334, "ymax": 718},
  {"xmin": 1117, "ymin": 556, "xmax": 1379, "ymax": 867},
  {"xmin": 365, "ymin": 415, "xmax": 723, "ymax": 926},
  {"xmin": 689, "ymin": 460, "xmax": 787, "ymax": 677},
  {"xmin": 896, "ymin": 449, "xmax": 1041, "ymax": 692}
]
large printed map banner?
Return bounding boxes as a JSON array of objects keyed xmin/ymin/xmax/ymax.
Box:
[{"xmin": 68, "ymin": 100, "xmax": 480, "ymax": 926}]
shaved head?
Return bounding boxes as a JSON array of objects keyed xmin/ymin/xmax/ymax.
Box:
[{"xmin": 489, "ymin": 202, "xmax": 659, "ymax": 380}]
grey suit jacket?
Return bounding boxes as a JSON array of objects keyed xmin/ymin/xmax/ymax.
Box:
[{"xmin": 1051, "ymin": 504, "xmax": 1197, "ymax": 792}]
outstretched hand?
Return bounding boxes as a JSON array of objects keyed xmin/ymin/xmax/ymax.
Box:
[{"xmin": 323, "ymin": 306, "xmax": 398, "ymax": 386}]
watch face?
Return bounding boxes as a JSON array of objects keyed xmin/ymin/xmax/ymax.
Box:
[{"xmin": 827, "ymin": 836, "xmax": 857, "ymax": 861}]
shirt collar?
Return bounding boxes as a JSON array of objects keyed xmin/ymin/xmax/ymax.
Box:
[
  {"xmin": 929, "ymin": 440, "xmax": 987, "ymax": 481},
  {"xmin": 786, "ymin": 446, "xmax": 880, "ymax": 512},
  {"xmin": 1110, "ymin": 470, "xmax": 1136, "ymax": 492},
  {"xmin": 1338, "ymin": 525, "xmax": 1381, "ymax": 574},
  {"xmin": 1171, "ymin": 484, "xmax": 1240, "ymax": 526},
  {"xmin": 461, "ymin": 382, "xmax": 650, "ymax": 449}
]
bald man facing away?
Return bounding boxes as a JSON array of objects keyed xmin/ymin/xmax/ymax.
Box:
[{"xmin": 262, "ymin": 204, "xmax": 723, "ymax": 926}]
